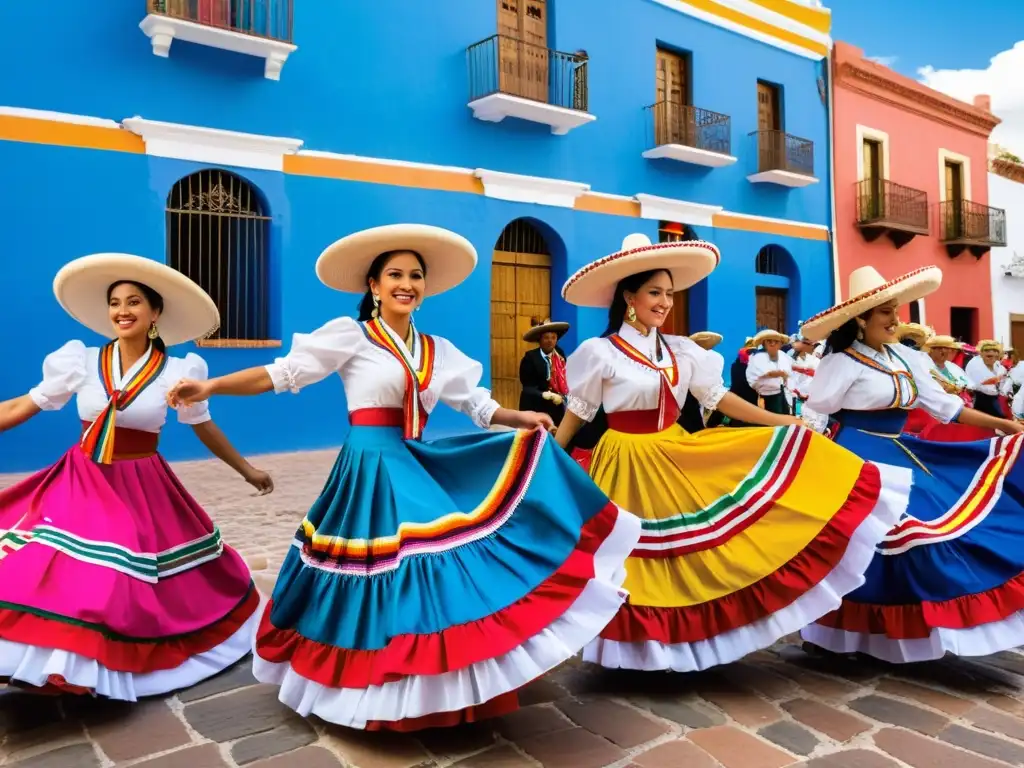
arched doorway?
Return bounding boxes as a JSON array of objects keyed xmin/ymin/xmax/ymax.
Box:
[
  {"xmin": 490, "ymin": 219, "xmax": 553, "ymax": 410},
  {"xmin": 166, "ymin": 169, "xmax": 271, "ymax": 342},
  {"xmin": 754, "ymin": 244, "xmax": 798, "ymax": 333},
  {"xmin": 660, "ymin": 221, "xmax": 698, "ymax": 335}
]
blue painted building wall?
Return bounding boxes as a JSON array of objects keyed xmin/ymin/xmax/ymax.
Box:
[{"xmin": 0, "ymin": 0, "xmax": 834, "ymax": 472}]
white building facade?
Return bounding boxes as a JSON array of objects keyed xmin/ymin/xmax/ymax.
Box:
[{"xmin": 990, "ymin": 158, "xmax": 1024, "ymax": 350}]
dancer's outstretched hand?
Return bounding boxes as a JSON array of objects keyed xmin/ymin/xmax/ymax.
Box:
[
  {"xmin": 516, "ymin": 411, "xmax": 556, "ymax": 433},
  {"xmin": 167, "ymin": 378, "xmax": 214, "ymax": 407},
  {"xmin": 244, "ymin": 467, "xmax": 275, "ymax": 496}
]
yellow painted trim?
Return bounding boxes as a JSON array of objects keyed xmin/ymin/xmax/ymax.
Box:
[
  {"xmin": 0, "ymin": 115, "xmax": 830, "ymax": 241},
  {"xmin": 680, "ymin": 0, "xmax": 829, "ymax": 56},
  {"xmin": 744, "ymin": 0, "xmax": 832, "ymax": 35}
]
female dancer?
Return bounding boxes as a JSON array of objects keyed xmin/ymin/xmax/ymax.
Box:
[
  {"xmin": 166, "ymin": 224, "xmax": 641, "ymax": 730},
  {"xmin": 553, "ymin": 233, "xmax": 906, "ymax": 672},
  {"xmin": 799, "ymin": 265, "xmax": 1024, "ymax": 662},
  {"xmin": 0, "ymin": 253, "xmax": 269, "ymax": 699},
  {"xmin": 966, "ymin": 340, "xmax": 1009, "ymax": 418}
]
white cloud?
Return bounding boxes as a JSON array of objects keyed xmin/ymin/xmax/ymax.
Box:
[
  {"xmin": 867, "ymin": 55, "xmax": 898, "ymax": 67},
  {"xmin": 918, "ymin": 41, "xmax": 1024, "ymax": 157}
]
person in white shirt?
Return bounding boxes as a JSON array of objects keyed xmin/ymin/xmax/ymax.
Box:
[
  {"xmin": 965, "ymin": 340, "xmax": 1008, "ymax": 417},
  {"xmin": 787, "ymin": 332, "xmax": 819, "ymax": 416},
  {"xmin": 745, "ymin": 329, "xmax": 795, "ymax": 415}
]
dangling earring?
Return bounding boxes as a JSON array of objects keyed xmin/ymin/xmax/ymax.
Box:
[
  {"xmin": 148, "ymin": 322, "xmax": 159, "ymax": 340},
  {"xmin": 855, "ymin": 321, "xmax": 866, "ymax": 341},
  {"xmin": 626, "ymin": 305, "xmax": 637, "ymax": 323},
  {"xmin": 414, "ymin": 301, "xmax": 421, "ymax": 312},
  {"xmin": 371, "ymin": 294, "xmax": 380, "ymax": 319}
]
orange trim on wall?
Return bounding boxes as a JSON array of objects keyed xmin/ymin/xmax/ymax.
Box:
[
  {"xmin": 284, "ymin": 154, "xmax": 483, "ymax": 194},
  {"xmin": 713, "ymin": 213, "xmax": 831, "ymax": 241},
  {"xmin": 0, "ymin": 115, "xmax": 144, "ymax": 153},
  {"xmin": 574, "ymin": 194, "xmax": 642, "ymax": 217}
]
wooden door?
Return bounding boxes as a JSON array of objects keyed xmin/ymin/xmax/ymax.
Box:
[
  {"xmin": 655, "ymin": 48, "xmax": 690, "ymax": 146},
  {"xmin": 663, "ymin": 290, "xmax": 689, "ymax": 336},
  {"xmin": 1012, "ymin": 320, "xmax": 1024, "ymax": 359},
  {"xmin": 756, "ymin": 288, "xmax": 787, "ymax": 333},
  {"xmin": 497, "ymin": 0, "xmax": 548, "ymax": 103},
  {"xmin": 491, "ymin": 250, "xmax": 552, "ymax": 410},
  {"xmin": 945, "ymin": 160, "xmax": 964, "ymax": 237},
  {"xmin": 863, "ymin": 139, "xmax": 883, "ymax": 218},
  {"xmin": 757, "ymin": 82, "xmax": 781, "ymax": 172}
]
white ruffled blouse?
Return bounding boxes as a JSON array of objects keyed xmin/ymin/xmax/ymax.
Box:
[
  {"xmin": 565, "ymin": 323, "xmax": 728, "ymax": 422},
  {"xmin": 28, "ymin": 340, "xmax": 212, "ymax": 432},
  {"xmin": 803, "ymin": 340, "xmax": 964, "ymax": 432},
  {"xmin": 745, "ymin": 350, "xmax": 794, "ymax": 397},
  {"xmin": 965, "ymin": 356, "xmax": 1006, "ymax": 396},
  {"xmin": 264, "ymin": 316, "xmax": 501, "ymax": 429}
]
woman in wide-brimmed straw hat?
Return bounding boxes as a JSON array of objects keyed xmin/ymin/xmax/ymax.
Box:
[
  {"xmin": 797, "ymin": 265, "xmax": 1024, "ymax": 663},
  {"xmin": 896, "ymin": 322, "xmax": 933, "ymax": 350},
  {"xmin": 166, "ymin": 224, "xmax": 641, "ymax": 731},
  {"xmin": 553, "ymin": 233, "xmax": 902, "ymax": 673},
  {"xmin": 746, "ymin": 329, "xmax": 796, "ymax": 416},
  {"xmin": 787, "ymin": 329, "xmax": 819, "ymax": 418},
  {"xmin": 965, "ymin": 339, "xmax": 1010, "ymax": 418},
  {"xmin": 0, "ymin": 253, "xmax": 272, "ymax": 699}
]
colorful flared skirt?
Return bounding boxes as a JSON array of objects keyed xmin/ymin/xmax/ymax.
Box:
[
  {"xmin": 580, "ymin": 410, "xmax": 907, "ymax": 672},
  {"xmin": 0, "ymin": 426, "xmax": 258, "ymax": 700},
  {"xmin": 251, "ymin": 409, "xmax": 640, "ymax": 731},
  {"xmin": 802, "ymin": 408, "xmax": 1024, "ymax": 663}
]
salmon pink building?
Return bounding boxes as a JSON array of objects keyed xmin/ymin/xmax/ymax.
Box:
[{"xmin": 831, "ymin": 42, "xmax": 1005, "ymax": 342}]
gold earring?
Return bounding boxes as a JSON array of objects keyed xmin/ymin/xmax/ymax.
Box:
[
  {"xmin": 626, "ymin": 306, "xmax": 637, "ymax": 323},
  {"xmin": 148, "ymin": 322, "xmax": 159, "ymax": 340},
  {"xmin": 371, "ymin": 294, "xmax": 380, "ymax": 319}
]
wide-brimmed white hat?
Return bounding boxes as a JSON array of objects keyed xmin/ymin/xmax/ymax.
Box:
[
  {"xmin": 315, "ymin": 224, "xmax": 477, "ymax": 296},
  {"xmin": 977, "ymin": 339, "xmax": 1005, "ymax": 354},
  {"xmin": 897, "ymin": 322, "xmax": 933, "ymax": 343},
  {"xmin": 689, "ymin": 331, "xmax": 722, "ymax": 350},
  {"xmin": 800, "ymin": 265, "xmax": 942, "ymax": 342},
  {"xmin": 752, "ymin": 329, "xmax": 790, "ymax": 346},
  {"xmin": 561, "ymin": 234, "xmax": 720, "ymax": 308},
  {"xmin": 523, "ymin": 318, "xmax": 570, "ymax": 343},
  {"xmin": 924, "ymin": 334, "xmax": 962, "ymax": 351},
  {"xmin": 52, "ymin": 253, "xmax": 219, "ymax": 347}
]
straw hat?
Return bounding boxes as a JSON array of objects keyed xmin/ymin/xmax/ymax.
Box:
[
  {"xmin": 316, "ymin": 224, "xmax": 477, "ymax": 296},
  {"xmin": 800, "ymin": 265, "xmax": 942, "ymax": 342},
  {"xmin": 52, "ymin": 253, "xmax": 219, "ymax": 347},
  {"xmin": 523, "ymin": 318, "xmax": 570, "ymax": 343},
  {"xmin": 561, "ymin": 234, "xmax": 720, "ymax": 308},
  {"xmin": 689, "ymin": 331, "xmax": 723, "ymax": 350},
  {"xmin": 923, "ymin": 335, "xmax": 962, "ymax": 351},
  {"xmin": 897, "ymin": 322, "xmax": 933, "ymax": 344},
  {"xmin": 744, "ymin": 336, "xmax": 757, "ymax": 349},
  {"xmin": 977, "ymin": 339, "xmax": 1005, "ymax": 354},
  {"xmin": 752, "ymin": 329, "xmax": 790, "ymax": 346}
]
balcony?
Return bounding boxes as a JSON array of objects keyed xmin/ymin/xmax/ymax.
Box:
[
  {"xmin": 641, "ymin": 102, "xmax": 736, "ymax": 168},
  {"xmin": 854, "ymin": 179, "xmax": 929, "ymax": 249},
  {"xmin": 141, "ymin": 0, "xmax": 296, "ymax": 80},
  {"xmin": 746, "ymin": 130, "xmax": 818, "ymax": 187},
  {"xmin": 939, "ymin": 199, "xmax": 1008, "ymax": 258},
  {"xmin": 466, "ymin": 35, "xmax": 594, "ymax": 135}
]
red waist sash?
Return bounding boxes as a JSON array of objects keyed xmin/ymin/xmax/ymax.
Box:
[
  {"xmin": 79, "ymin": 420, "xmax": 159, "ymax": 460},
  {"xmin": 349, "ymin": 407, "xmax": 427, "ymax": 430},
  {"xmin": 607, "ymin": 407, "xmax": 679, "ymax": 435}
]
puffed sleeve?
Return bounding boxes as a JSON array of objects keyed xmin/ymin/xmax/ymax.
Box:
[
  {"xmin": 805, "ymin": 353, "xmax": 854, "ymax": 419},
  {"xmin": 28, "ymin": 340, "xmax": 89, "ymax": 411},
  {"xmin": 175, "ymin": 354, "xmax": 213, "ymax": 425},
  {"xmin": 904, "ymin": 347, "xmax": 964, "ymax": 424},
  {"xmin": 266, "ymin": 317, "xmax": 361, "ymax": 394},
  {"xmin": 566, "ymin": 338, "xmax": 611, "ymax": 422},
  {"xmin": 667, "ymin": 336, "xmax": 727, "ymax": 411},
  {"xmin": 745, "ymin": 352, "xmax": 770, "ymax": 391},
  {"xmin": 433, "ymin": 338, "xmax": 500, "ymax": 429},
  {"xmin": 964, "ymin": 356, "xmax": 988, "ymax": 389}
]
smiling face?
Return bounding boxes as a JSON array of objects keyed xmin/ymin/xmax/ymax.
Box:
[
  {"xmin": 624, "ymin": 270, "xmax": 673, "ymax": 330},
  {"xmin": 764, "ymin": 339, "xmax": 783, "ymax": 357},
  {"xmin": 860, "ymin": 301, "xmax": 899, "ymax": 347},
  {"xmin": 107, "ymin": 282, "xmax": 161, "ymax": 343},
  {"xmin": 928, "ymin": 346, "xmax": 952, "ymax": 365},
  {"xmin": 368, "ymin": 251, "xmax": 425, "ymax": 319}
]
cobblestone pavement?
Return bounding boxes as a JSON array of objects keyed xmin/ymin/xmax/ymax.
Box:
[{"xmin": 4, "ymin": 450, "xmax": 1024, "ymax": 768}]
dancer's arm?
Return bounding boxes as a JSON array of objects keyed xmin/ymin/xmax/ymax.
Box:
[
  {"xmin": 554, "ymin": 411, "xmax": 585, "ymax": 449},
  {"xmin": 716, "ymin": 393, "xmax": 801, "ymax": 427},
  {"xmin": 0, "ymin": 395, "xmax": 41, "ymax": 433},
  {"xmin": 957, "ymin": 407, "xmax": 1024, "ymax": 434},
  {"xmin": 191, "ymin": 420, "xmax": 274, "ymax": 494}
]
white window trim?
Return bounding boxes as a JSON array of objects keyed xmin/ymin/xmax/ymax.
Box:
[
  {"xmin": 855, "ymin": 125, "xmax": 890, "ymax": 181},
  {"xmin": 634, "ymin": 193, "xmax": 723, "ymax": 227},
  {"xmin": 474, "ymin": 169, "xmax": 590, "ymax": 208},
  {"xmin": 938, "ymin": 148, "xmax": 972, "ymax": 202},
  {"xmin": 910, "ymin": 298, "xmax": 927, "ymax": 325}
]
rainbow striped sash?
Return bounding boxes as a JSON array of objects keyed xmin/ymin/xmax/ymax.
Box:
[
  {"xmin": 608, "ymin": 333, "xmax": 680, "ymax": 430},
  {"xmin": 361, "ymin": 319, "xmax": 436, "ymax": 440},
  {"xmin": 80, "ymin": 342, "xmax": 167, "ymax": 464}
]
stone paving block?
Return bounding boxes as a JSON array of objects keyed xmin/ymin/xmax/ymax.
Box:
[
  {"xmin": 983, "ymin": 652, "xmax": 1024, "ymax": 678},
  {"xmin": 556, "ymin": 698, "xmax": 669, "ymax": 748},
  {"xmin": 416, "ymin": 721, "xmax": 496, "ymax": 761},
  {"xmin": 777, "ymin": 645, "xmax": 882, "ymax": 683},
  {"xmin": 987, "ymin": 693, "xmax": 1024, "ymax": 715},
  {"xmin": 518, "ymin": 678, "xmax": 567, "ymax": 706},
  {"xmin": 496, "ymin": 705, "xmax": 574, "ymax": 741},
  {"xmin": 723, "ymin": 662, "xmax": 802, "ymax": 699},
  {"xmin": 633, "ymin": 739, "xmax": 720, "ymax": 768},
  {"xmin": 630, "ymin": 696, "xmax": 725, "ymax": 728},
  {"xmin": 177, "ymin": 659, "xmax": 259, "ymax": 703},
  {"xmin": 969, "ymin": 706, "xmax": 1024, "ymax": 742},
  {"xmin": 250, "ymin": 746, "xmax": 345, "ymax": 768},
  {"xmin": 848, "ymin": 694, "xmax": 949, "ymax": 736},
  {"xmin": 798, "ymin": 750, "xmax": 901, "ymax": 767},
  {"xmin": 515, "ymin": 725, "xmax": 626, "ymax": 768},
  {"xmin": 131, "ymin": 743, "xmax": 229, "ymax": 768},
  {"xmin": 230, "ymin": 720, "xmax": 319, "ymax": 765},
  {"xmin": 873, "ymin": 726, "xmax": 1008, "ymax": 768},
  {"xmin": 0, "ymin": 693, "xmax": 64, "ymax": 734},
  {"xmin": 7, "ymin": 743, "xmax": 101, "ymax": 768},
  {"xmin": 766, "ymin": 662, "xmax": 858, "ymax": 700},
  {"xmin": 321, "ymin": 726, "xmax": 434, "ymax": 768},
  {"xmin": 759, "ymin": 721, "xmax": 820, "ymax": 756},
  {"xmin": 695, "ymin": 678, "xmax": 782, "ymax": 727},
  {"xmin": 88, "ymin": 700, "xmax": 192, "ymax": 762},
  {"xmin": 939, "ymin": 723, "xmax": 1024, "ymax": 764},
  {"xmin": 2, "ymin": 719, "xmax": 88, "ymax": 764},
  {"xmin": 686, "ymin": 725, "xmax": 798, "ymax": 768},
  {"xmin": 450, "ymin": 746, "xmax": 536, "ymax": 767},
  {"xmin": 183, "ymin": 684, "xmax": 303, "ymax": 742},
  {"xmin": 781, "ymin": 698, "xmax": 871, "ymax": 742},
  {"xmin": 875, "ymin": 679, "xmax": 976, "ymax": 716}
]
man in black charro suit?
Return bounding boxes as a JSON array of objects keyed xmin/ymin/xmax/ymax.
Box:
[{"xmin": 518, "ymin": 318, "xmax": 571, "ymax": 425}]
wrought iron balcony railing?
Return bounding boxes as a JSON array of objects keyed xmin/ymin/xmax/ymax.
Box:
[
  {"xmin": 146, "ymin": 0, "xmax": 293, "ymax": 42},
  {"xmin": 645, "ymin": 102, "xmax": 731, "ymax": 156},
  {"xmin": 855, "ymin": 179, "xmax": 929, "ymax": 234},
  {"xmin": 749, "ymin": 129, "xmax": 814, "ymax": 176},
  {"xmin": 939, "ymin": 199, "xmax": 1007, "ymax": 246},
  {"xmin": 467, "ymin": 34, "xmax": 589, "ymax": 112}
]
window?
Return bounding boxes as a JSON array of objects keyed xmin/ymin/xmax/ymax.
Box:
[
  {"xmin": 166, "ymin": 169, "xmax": 272, "ymax": 345},
  {"xmin": 908, "ymin": 300, "xmax": 921, "ymax": 324},
  {"xmin": 655, "ymin": 47, "xmax": 692, "ymax": 146},
  {"xmin": 950, "ymin": 306, "xmax": 978, "ymax": 344},
  {"xmin": 659, "ymin": 222, "xmax": 696, "ymax": 334}
]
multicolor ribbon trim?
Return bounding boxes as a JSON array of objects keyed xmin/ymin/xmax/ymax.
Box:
[
  {"xmin": 80, "ymin": 342, "xmax": 167, "ymax": 464},
  {"xmin": 843, "ymin": 346, "xmax": 919, "ymax": 410},
  {"xmin": 361, "ymin": 319, "xmax": 436, "ymax": 440},
  {"xmin": 608, "ymin": 333, "xmax": 679, "ymax": 431}
]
